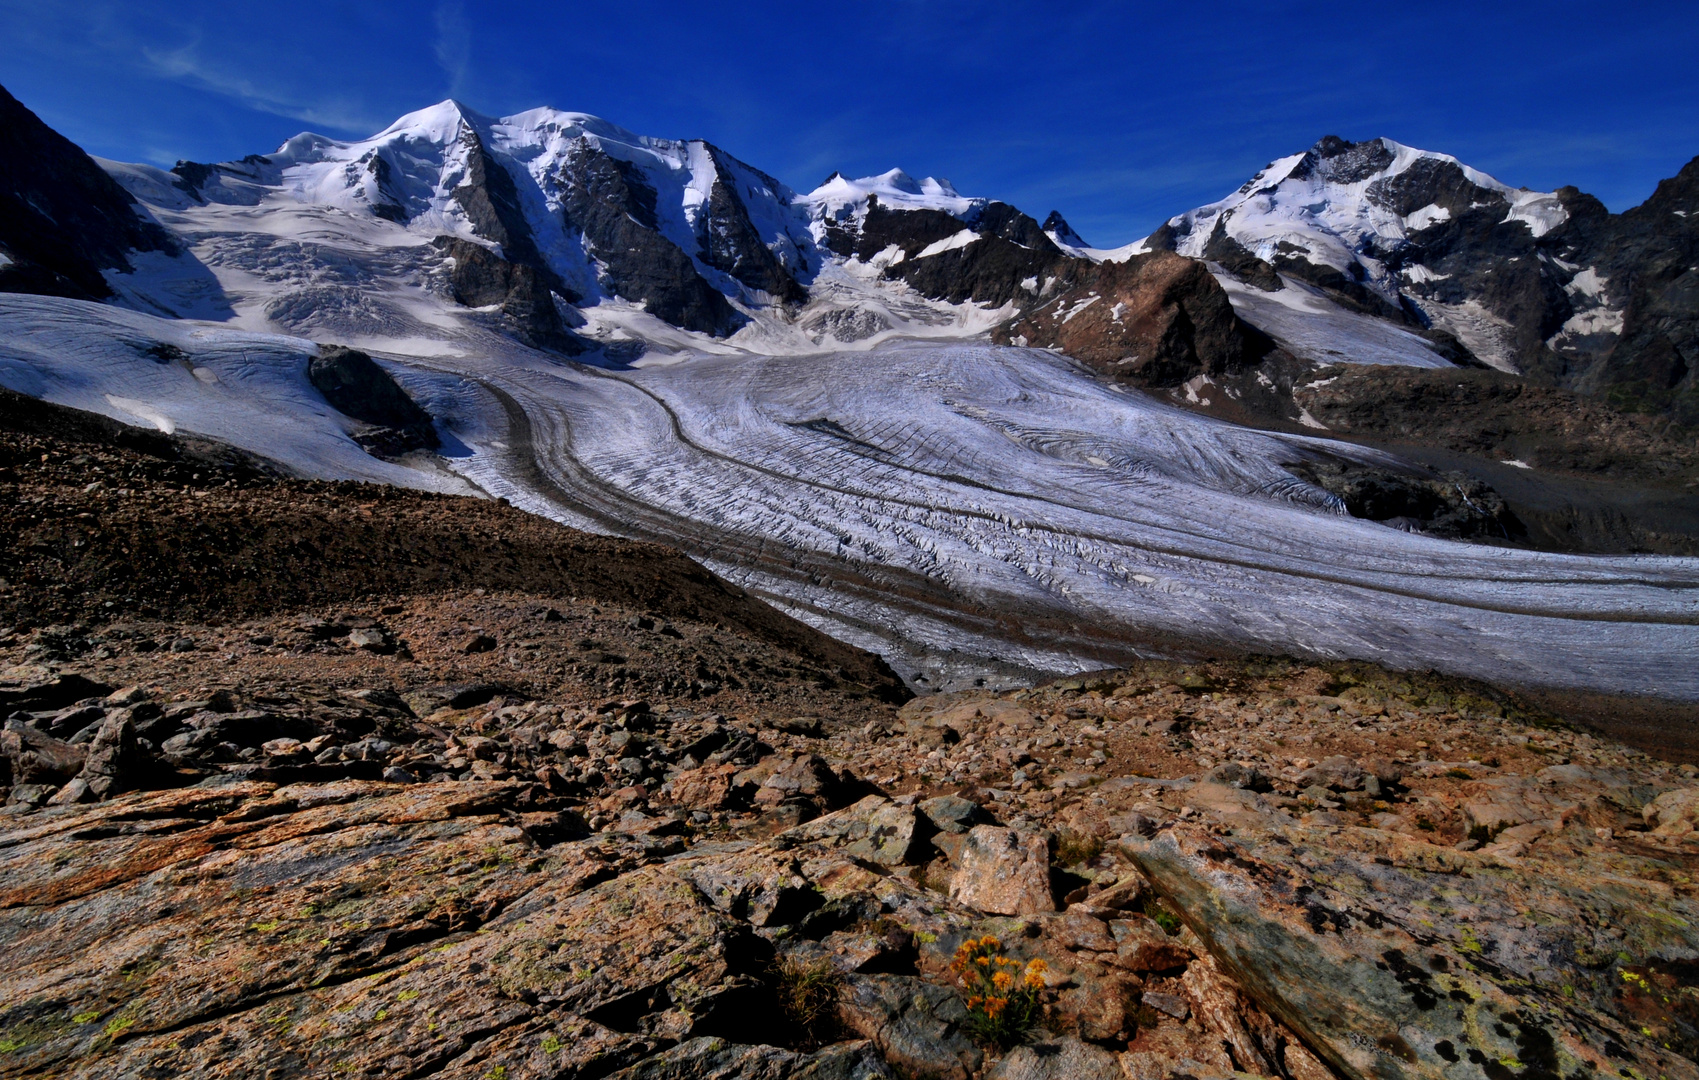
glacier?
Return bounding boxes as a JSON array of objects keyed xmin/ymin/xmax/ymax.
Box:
[{"xmin": 3, "ymin": 293, "xmax": 1695, "ymax": 699}]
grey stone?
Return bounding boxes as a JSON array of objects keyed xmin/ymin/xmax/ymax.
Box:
[
  {"xmin": 986, "ymin": 1037, "xmax": 1124, "ymax": 1080},
  {"xmin": 347, "ymin": 628, "xmax": 387, "ymax": 651},
  {"xmin": 46, "ymin": 777, "xmax": 93, "ymax": 805},
  {"xmin": 918, "ymin": 794, "xmax": 988, "ymax": 834},
  {"xmin": 781, "ymin": 796, "xmax": 924, "ymax": 866},
  {"xmin": 5, "ymin": 783, "xmax": 53, "ymax": 807},
  {"xmin": 838, "ymin": 973, "xmax": 981, "ymax": 1080},
  {"xmin": 1141, "ymin": 991, "xmax": 1189, "ymax": 1020},
  {"xmin": 1297, "ymin": 755, "xmax": 1365, "ymax": 792}
]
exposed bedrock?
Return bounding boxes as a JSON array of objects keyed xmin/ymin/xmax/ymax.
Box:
[
  {"xmin": 557, "ymin": 139, "xmax": 746, "ymax": 337},
  {"xmin": 696, "ymin": 143, "xmax": 809, "ymax": 304},
  {"xmin": 432, "ymin": 236, "xmax": 588, "ymax": 355},
  {"xmin": 1150, "ymin": 134, "xmax": 1699, "ymax": 423},
  {"xmin": 1129, "ymin": 813, "xmax": 1699, "ymax": 1080},
  {"xmin": 448, "ymin": 121, "xmax": 572, "ymax": 302},
  {"xmin": 1572, "ymin": 155, "xmax": 1699, "ymax": 425},
  {"xmin": 1283, "ymin": 459, "xmax": 1524, "ymax": 544},
  {"xmin": 307, "ymin": 345, "xmax": 440, "ymax": 456},
  {"xmin": 994, "ymin": 250, "xmax": 1276, "ymax": 386},
  {"xmin": 825, "ymin": 196, "xmax": 1076, "ymax": 310},
  {"xmin": 0, "ymin": 82, "xmax": 176, "ymax": 301}
]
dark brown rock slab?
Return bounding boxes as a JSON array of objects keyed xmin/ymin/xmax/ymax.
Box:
[{"xmin": 1125, "ymin": 822, "xmax": 1699, "ymax": 1080}]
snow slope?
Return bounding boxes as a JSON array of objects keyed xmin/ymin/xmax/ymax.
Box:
[
  {"xmin": 798, "ymin": 169, "xmax": 982, "ymax": 244},
  {"xmin": 1135, "ymin": 136, "xmax": 1611, "ymax": 372},
  {"xmin": 0, "ymin": 295, "xmax": 475, "ymax": 493},
  {"xmin": 100, "ymin": 107, "xmax": 1031, "ymax": 359}
]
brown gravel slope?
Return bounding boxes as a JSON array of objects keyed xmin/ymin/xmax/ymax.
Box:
[{"xmin": 0, "ymin": 390, "xmax": 908, "ymax": 708}]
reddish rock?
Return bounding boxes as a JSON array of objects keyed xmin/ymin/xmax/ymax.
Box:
[
  {"xmin": 670, "ymin": 763, "xmax": 744, "ymax": 810},
  {"xmin": 949, "ymin": 825, "xmax": 1055, "ymax": 916},
  {"xmin": 1109, "ymin": 916, "xmax": 1192, "ymax": 973},
  {"xmin": 993, "ymin": 251, "xmax": 1269, "ymax": 387}
]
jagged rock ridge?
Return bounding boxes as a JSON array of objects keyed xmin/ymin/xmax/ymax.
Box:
[
  {"xmin": 0, "ymin": 85, "xmax": 175, "ymax": 300},
  {"xmin": 1151, "ymin": 135, "xmax": 1699, "ymax": 422}
]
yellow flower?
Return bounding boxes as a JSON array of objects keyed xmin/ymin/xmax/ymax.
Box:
[
  {"xmin": 992, "ymin": 971, "xmax": 1015, "ymax": 990},
  {"xmin": 980, "ymin": 935, "xmax": 1000, "ymax": 948},
  {"xmin": 976, "ymin": 956, "xmax": 990, "ymax": 966}
]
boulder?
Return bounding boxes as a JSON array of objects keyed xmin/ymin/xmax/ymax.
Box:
[
  {"xmin": 347, "ymin": 628, "xmax": 388, "ymax": 651},
  {"xmin": 1049, "ymin": 905, "xmax": 1116, "ymax": 953},
  {"xmin": 838, "ymin": 973, "xmax": 981, "ymax": 1080},
  {"xmin": 0, "ymin": 672, "xmax": 111, "ymax": 712},
  {"xmin": 1204, "ymin": 761, "xmax": 1271, "ymax": 791},
  {"xmin": 949, "ymin": 825, "xmax": 1055, "ymax": 915},
  {"xmin": 79, "ymin": 711, "xmax": 144, "ymax": 797},
  {"xmin": 1295, "ymin": 755, "xmax": 1365, "ymax": 792},
  {"xmin": 44, "ymin": 703, "xmax": 104, "ymax": 738},
  {"xmin": 45, "ymin": 777, "xmax": 93, "ymax": 805},
  {"xmin": 671, "ymin": 764, "xmax": 747, "ymax": 811},
  {"xmin": 1109, "ymin": 917, "xmax": 1192, "ymax": 972},
  {"xmin": 750, "ymin": 753, "xmax": 843, "ymax": 808},
  {"xmin": 1, "ymin": 718, "xmax": 85, "ymax": 785},
  {"xmin": 1126, "ymin": 822, "xmax": 1699, "ymax": 1080},
  {"xmin": 1644, "ymin": 786, "xmax": 1699, "ymax": 835},
  {"xmin": 781, "ymin": 796, "xmax": 926, "ymax": 867},
  {"xmin": 918, "ymin": 794, "xmax": 989, "ymax": 834}
]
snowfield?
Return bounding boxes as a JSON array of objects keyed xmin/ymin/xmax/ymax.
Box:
[{"xmin": 3, "ymin": 293, "xmax": 1695, "ymax": 699}]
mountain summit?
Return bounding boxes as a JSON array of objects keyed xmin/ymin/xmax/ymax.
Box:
[{"xmin": 1148, "ymin": 135, "xmax": 1699, "ymax": 421}]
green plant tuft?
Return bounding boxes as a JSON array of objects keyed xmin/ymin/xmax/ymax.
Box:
[
  {"xmin": 1055, "ymin": 832, "xmax": 1105, "ymax": 867},
  {"xmin": 770, "ymin": 955, "xmax": 844, "ymax": 1049}
]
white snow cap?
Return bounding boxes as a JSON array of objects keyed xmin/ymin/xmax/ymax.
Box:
[
  {"xmin": 1156, "ymin": 136, "xmax": 1568, "ymax": 308},
  {"xmin": 802, "ymin": 169, "xmax": 982, "ymax": 218}
]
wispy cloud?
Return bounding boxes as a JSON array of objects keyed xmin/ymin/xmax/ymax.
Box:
[
  {"xmin": 434, "ymin": 0, "xmax": 471, "ymax": 99},
  {"xmin": 141, "ymin": 38, "xmax": 385, "ymax": 134}
]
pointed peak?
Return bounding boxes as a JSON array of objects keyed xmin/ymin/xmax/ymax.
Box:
[
  {"xmin": 872, "ymin": 168, "xmax": 922, "ymax": 195},
  {"xmin": 1042, "ymin": 210, "xmax": 1088, "ymax": 248},
  {"xmin": 370, "ymin": 99, "xmax": 493, "ymax": 144}
]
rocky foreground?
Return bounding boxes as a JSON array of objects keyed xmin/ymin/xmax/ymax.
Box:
[
  {"xmin": 5, "ymin": 642, "xmax": 1699, "ymax": 1080},
  {"xmin": 5, "ymin": 391, "xmax": 1699, "ymax": 1080}
]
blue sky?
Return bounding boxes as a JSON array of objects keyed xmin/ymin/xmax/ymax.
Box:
[{"xmin": 5, "ymin": 1, "xmax": 1696, "ymax": 247}]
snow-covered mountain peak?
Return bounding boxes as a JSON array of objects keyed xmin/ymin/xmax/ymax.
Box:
[
  {"xmin": 1182, "ymin": 136, "xmax": 1570, "ymax": 264},
  {"xmin": 1147, "ymin": 135, "xmax": 1603, "ymax": 373},
  {"xmin": 802, "ymin": 168, "xmax": 982, "ymax": 218},
  {"xmin": 361, "ymin": 98, "xmax": 489, "ymax": 146}
]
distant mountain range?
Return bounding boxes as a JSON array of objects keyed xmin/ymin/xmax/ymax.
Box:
[{"xmin": 3, "ymin": 84, "xmax": 1692, "ymax": 428}]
